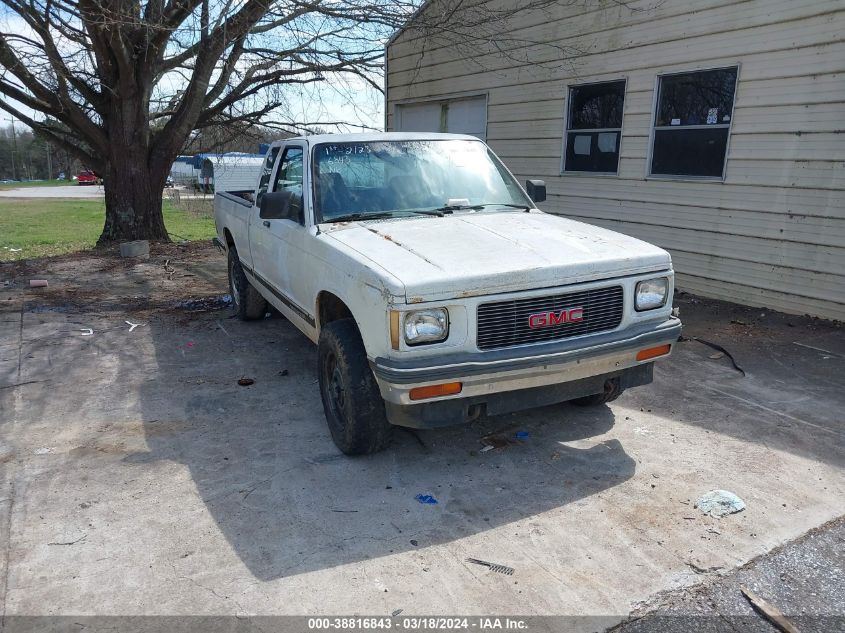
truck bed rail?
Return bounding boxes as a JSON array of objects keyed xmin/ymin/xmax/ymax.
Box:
[{"xmin": 216, "ymin": 190, "xmax": 254, "ymax": 207}]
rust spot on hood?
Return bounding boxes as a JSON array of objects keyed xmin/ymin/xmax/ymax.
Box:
[{"xmin": 364, "ymin": 227, "xmax": 443, "ymax": 270}]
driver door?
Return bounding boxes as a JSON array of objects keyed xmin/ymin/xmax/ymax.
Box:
[{"xmin": 248, "ymin": 143, "xmax": 313, "ymax": 326}]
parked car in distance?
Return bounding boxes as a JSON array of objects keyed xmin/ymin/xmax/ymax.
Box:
[
  {"xmin": 165, "ymin": 174, "xmax": 174, "ymax": 187},
  {"xmin": 213, "ymin": 133, "xmax": 682, "ymax": 455},
  {"xmin": 77, "ymin": 170, "xmax": 100, "ymax": 185}
]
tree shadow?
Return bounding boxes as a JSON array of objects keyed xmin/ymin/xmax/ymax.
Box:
[{"xmin": 129, "ymin": 312, "xmax": 635, "ymax": 581}]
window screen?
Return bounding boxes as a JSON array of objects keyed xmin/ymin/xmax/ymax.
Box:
[
  {"xmin": 650, "ymin": 67, "xmax": 738, "ymax": 178},
  {"xmin": 563, "ymin": 80, "xmax": 625, "ymax": 173}
]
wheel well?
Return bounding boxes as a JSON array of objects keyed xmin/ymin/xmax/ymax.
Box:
[
  {"xmin": 223, "ymin": 228, "xmax": 234, "ymax": 248},
  {"xmin": 317, "ymin": 292, "xmax": 353, "ymax": 328}
]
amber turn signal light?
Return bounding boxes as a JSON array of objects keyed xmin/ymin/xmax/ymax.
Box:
[
  {"xmin": 636, "ymin": 344, "xmax": 671, "ymax": 361},
  {"xmin": 409, "ymin": 382, "xmax": 462, "ymax": 401},
  {"xmin": 389, "ymin": 310, "xmax": 401, "ymax": 350}
]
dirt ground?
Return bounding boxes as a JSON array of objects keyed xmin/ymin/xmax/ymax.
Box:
[{"xmin": 0, "ymin": 242, "xmax": 843, "ymax": 631}]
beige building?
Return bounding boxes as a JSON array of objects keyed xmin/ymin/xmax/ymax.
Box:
[{"xmin": 385, "ymin": 0, "xmax": 845, "ymax": 321}]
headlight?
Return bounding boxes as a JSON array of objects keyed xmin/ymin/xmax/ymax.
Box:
[
  {"xmin": 635, "ymin": 277, "xmax": 669, "ymax": 311},
  {"xmin": 404, "ymin": 308, "xmax": 449, "ymax": 345}
]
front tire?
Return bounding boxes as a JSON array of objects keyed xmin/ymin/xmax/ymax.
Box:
[
  {"xmin": 570, "ymin": 377, "xmax": 624, "ymax": 406},
  {"xmin": 318, "ymin": 319, "xmax": 392, "ymax": 455},
  {"xmin": 228, "ymin": 246, "xmax": 267, "ymax": 320}
]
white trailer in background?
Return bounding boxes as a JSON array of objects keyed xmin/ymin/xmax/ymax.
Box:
[
  {"xmin": 198, "ymin": 154, "xmax": 264, "ymax": 193},
  {"xmin": 170, "ymin": 156, "xmax": 198, "ymax": 186}
]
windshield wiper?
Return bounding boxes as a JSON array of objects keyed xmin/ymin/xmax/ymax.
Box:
[
  {"xmin": 433, "ymin": 204, "xmax": 483, "ymax": 212},
  {"xmin": 433, "ymin": 202, "xmax": 532, "ymax": 213},
  {"xmin": 475, "ymin": 203, "xmax": 533, "ymax": 211},
  {"xmin": 323, "ymin": 209, "xmax": 447, "ymax": 224},
  {"xmin": 407, "ymin": 209, "xmax": 446, "ymax": 217},
  {"xmin": 322, "ymin": 212, "xmax": 396, "ymax": 223}
]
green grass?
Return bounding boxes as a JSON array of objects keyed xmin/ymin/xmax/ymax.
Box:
[
  {"xmin": 0, "ymin": 198, "xmax": 216, "ymax": 260},
  {"xmin": 0, "ymin": 179, "xmax": 73, "ymax": 190}
]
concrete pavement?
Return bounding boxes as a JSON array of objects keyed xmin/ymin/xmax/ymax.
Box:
[{"xmin": 0, "ymin": 247, "xmax": 842, "ymax": 628}]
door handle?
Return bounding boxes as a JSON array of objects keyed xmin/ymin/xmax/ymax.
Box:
[{"xmin": 262, "ymin": 220, "xmax": 271, "ymax": 228}]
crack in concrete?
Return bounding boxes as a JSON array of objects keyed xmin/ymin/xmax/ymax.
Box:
[
  {"xmin": 168, "ymin": 561, "xmax": 248, "ymax": 614},
  {"xmin": 1, "ymin": 304, "xmax": 21, "ymax": 627},
  {"xmin": 276, "ymin": 533, "xmax": 406, "ymax": 577},
  {"xmin": 16, "ymin": 301, "xmax": 24, "ymax": 381},
  {"xmin": 0, "ymin": 480, "xmax": 15, "ymax": 627}
]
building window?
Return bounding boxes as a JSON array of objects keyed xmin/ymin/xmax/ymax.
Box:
[
  {"xmin": 563, "ymin": 80, "xmax": 626, "ymax": 174},
  {"xmin": 650, "ymin": 67, "xmax": 738, "ymax": 178}
]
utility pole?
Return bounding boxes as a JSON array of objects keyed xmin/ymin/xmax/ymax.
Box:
[{"xmin": 5, "ymin": 116, "xmax": 17, "ymax": 180}]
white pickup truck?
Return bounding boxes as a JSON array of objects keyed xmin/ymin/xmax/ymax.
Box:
[{"xmin": 214, "ymin": 133, "xmax": 681, "ymax": 454}]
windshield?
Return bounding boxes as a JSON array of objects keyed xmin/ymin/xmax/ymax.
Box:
[{"xmin": 313, "ymin": 140, "xmax": 532, "ymax": 222}]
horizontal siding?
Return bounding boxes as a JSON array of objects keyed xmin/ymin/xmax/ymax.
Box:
[
  {"xmin": 555, "ymin": 198, "xmax": 845, "ymax": 248},
  {"xmin": 387, "ymin": 39, "xmax": 845, "ymax": 102},
  {"xmin": 387, "ymin": 0, "xmax": 845, "ymax": 320},
  {"xmin": 490, "ymin": 134, "xmax": 845, "ymax": 164},
  {"xmin": 388, "ymin": 5, "xmax": 844, "ymax": 89},
  {"xmin": 486, "ymin": 104, "xmax": 845, "ymax": 137},
  {"xmin": 389, "ymin": 0, "xmax": 838, "ymax": 66},
  {"xmin": 502, "ymin": 155, "xmax": 844, "ymax": 190},
  {"xmin": 535, "ymin": 181, "xmax": 843, "ymax": 220},
  {"xmin": 562, "ymin": 215, "xmax": 844, "ymax": 279},
  {"xmin": 675, "ymin": 272, "xmax": 845, "ymax": 321},
  {"xmin": 620, "ymin": 134, "xmax": 845, "ymax": 163}
]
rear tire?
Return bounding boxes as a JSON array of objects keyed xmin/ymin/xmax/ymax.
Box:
[
  {"xmin": 571, "ymin": 377, "xmax": 624, "ymax": 406},
  {"xmin": 318, "ymin": 319, "xmax": 392, "ymax": 455},
  {"xmin": 228, "ymin": 246, "xmax": 267, "ymax": 321}
]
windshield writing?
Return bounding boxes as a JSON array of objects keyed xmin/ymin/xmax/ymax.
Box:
[{"xmin": 314, "ymin": 140, "xmax": 531, "ymax": 222}]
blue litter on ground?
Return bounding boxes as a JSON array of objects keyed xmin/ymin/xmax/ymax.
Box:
[
  {"xmin": 415, "ymin": 494, "xmax": 438, "ymax": 505},
  {"xmin": 515, "ymin": 431, "xmax": 530, "ymax": 439}
]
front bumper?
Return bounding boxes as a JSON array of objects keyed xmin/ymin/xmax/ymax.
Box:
[{"xmin": 370, "ymin": 316, "xmax": 681, "ymax": 427}]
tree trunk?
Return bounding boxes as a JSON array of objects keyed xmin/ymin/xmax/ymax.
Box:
[
  {"xmin": 97, "ymin": 144, "xmax": 171, "ymax": 244},
  {"xmin": 97, "ymin": 68, "xmax": 171, "ymax": 245}
]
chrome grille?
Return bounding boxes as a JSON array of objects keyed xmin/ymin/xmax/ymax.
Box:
[{"xmin": 477, "ymin": 286, "xmax": 624, "ymax": 350}]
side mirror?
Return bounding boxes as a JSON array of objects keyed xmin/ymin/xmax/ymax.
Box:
[
  {"xmin": 260, "ymin": 190, "xmax": 304, "ymax": 224},
  {"xmin": 526, "ymin": 179, "xmax": 546, "ymax": 204}
]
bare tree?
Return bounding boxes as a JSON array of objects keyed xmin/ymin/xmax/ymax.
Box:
[
  {"xmin": 0, "ymin": 0, "xmax": 591, "ymax": 243},
  {"xmin": 0, "ymin": 0, "xmax": 414, "ymax": 241}
]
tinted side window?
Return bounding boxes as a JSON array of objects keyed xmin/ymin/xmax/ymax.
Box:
[
  {"xmin": 651, "ymin": 128, "xmax": 729, "ymax": 177},
  {"xmin": 564, "ymin": 80, "xmax": 625, "ymax": 174},
  {"xmin": 272, "ymin": 147, "xmax": 304, "ymax": 194},
  {"xmin": 656, "ymin": 68, "xmax": 737, "ymax": 127},
  {"xmin": 651, "ymin": 67, "xmax": 738, "ymax": 178},
  {"xmin": 260, "ymin": 146, "xmax": 304, "ymax": 222},
  {"xmin": 256, "ymin": 147, "xmax": 280, "ymax": 198},
  {"xmin": 568, "ymin": 81, "xmax": 625, "ymax": 129}
]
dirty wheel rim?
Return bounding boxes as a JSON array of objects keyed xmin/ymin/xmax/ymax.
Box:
[
  {"xmin": 229, "ymin": 258, "xmax": 241, "ymax": 306},
  {"xmin": 323, "ymin": 351, "xmax": 347, "ymax": 427}
]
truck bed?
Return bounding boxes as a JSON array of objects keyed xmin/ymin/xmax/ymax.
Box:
[
  {"xmin": 216, "ymin": 190, "xmax": 254, "ymax": 207},
  {"xmin": 214, "ymin": 190, "xmax": 256, "ymax": 253}
]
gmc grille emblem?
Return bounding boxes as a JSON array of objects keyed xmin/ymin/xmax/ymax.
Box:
[{"xmin": 528, "ymin": 307, "xmax": 584, "ymax": 329}]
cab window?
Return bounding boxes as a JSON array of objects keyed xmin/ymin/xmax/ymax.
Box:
[
  {"xmin": 256, "ymin": 147, "xmax": 280, "ymax": 201},
  {"xmin": 263, "ymin": 146, "xmax": 304, "ymax": 223}
]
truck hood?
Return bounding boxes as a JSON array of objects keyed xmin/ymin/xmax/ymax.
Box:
[{"xmin": 324, "ymin": 211, "xmax": 672, "ymax": 302}]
